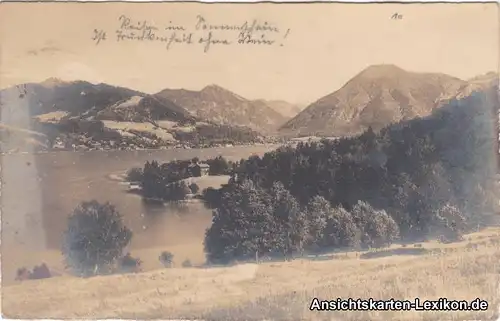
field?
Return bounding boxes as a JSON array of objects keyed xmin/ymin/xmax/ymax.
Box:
[
  {"xmin": 3, "ymin": 226, "xmax": 500, "ymax": 321},
  {"xmin": 101, "ymin": 120, "xmax": 176, "ymax": 141}
]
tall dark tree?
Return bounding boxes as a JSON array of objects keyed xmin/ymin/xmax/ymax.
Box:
[
  {"xmin": 305, "ymin": 196, "xmax": 360, "ymax": 251},
  {"xmin": 204, "ymin": 180, "xmax": 275, "ymax": 264},
  {"xmin": 350, "ymin": 201, "xmax": 400, "ymax": 249},
  {"xmin": 206, "ymin": 156, "xmax": 231, "ymax": 175},
  {"xmin": 269, "ymin": 182, "xmax": 308, "ymax": 258}
]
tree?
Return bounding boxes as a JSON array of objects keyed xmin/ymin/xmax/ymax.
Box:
[
  {"xmin": 159, "ymin": 251, "xmax": 174, "ymax": 267},
  {"xmin": 269, "ymin": 182, "xmax": 308, "ymax": 259},
  {"xmin": 204, "ymin": 180, "xmax": 275, "ymax": 264},
  {"xmin": 62, "ymin": 200, "xmax": 132, "ymax": 277},
  {"xmin": 126, "ymin": 167, "xmax": 143, "ymax": 182},
  {"xmin": 351, "ymin": 201, "xmax": 400, "ymax": 249},
  {"xmin": 202, "ymin": 187, "xmax": 223, "ymax": 209},
  {"xmin": 141, "ymin": 161, "xmax": 166, "ymax": 200},
  {"xmin": 164, "ymin": 181, "xmax": 191, "ymax": 201},
  {"xmin": 207, "ymin": 156, "xmax": 230, "ymax": 175},
  {"xmin": 189, "ymin": 183, "xmax": 200, "ymax": 194},
  {"xmin": 305, "ymin": 196, "xmax": 360, "ymax": 251},
  {"xmin": 304, "ymin": 196, "xmax": 330, "ymax": 250},
  {"xmin": 190, "ymin": 164, "xmax": 202, "ymax": 177},
  {"xmin": 432, "ymin": 203, "xmax": 467, "ymax": 242},
  {"xmin": 323, "ymin": 206, "xmax": 361, "ymax": 249},
  {"xmin": 119, "ymin": 253, "xmax": 142, "ymax": 273}
]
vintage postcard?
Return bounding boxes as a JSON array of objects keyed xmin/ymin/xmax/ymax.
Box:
[{"xmin": 0, "ymin": 2, "xmax": 499, "ymax": 320}]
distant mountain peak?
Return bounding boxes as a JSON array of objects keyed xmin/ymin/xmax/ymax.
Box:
[
  {"xmin": 200, "ymin": 84, "xmax": 247, "ymax": 101},
  {"xmin": 40, "ymin": 77, "xmax": 68, "ymax": 88},
  {"xmin": 467, "ymin": 71, "xmax": 499, "ymax": 83},
  {"xmin": 156, "ymin": 85, "xmax": 287, "ymax": 132},
  {"xmin": 255, "ymin": 99, "xmax": 304, "ymax": 119},
  {"xmin": 280, "ymin": 65, "xmax": 468, "ymax": 136},
  {"xmin": 356, "ymin": 64, "xmax": 407, "ymax": 79},
  {"xmin": 201, "ymin": 84, "xmax": 227, "ymax": 93}
]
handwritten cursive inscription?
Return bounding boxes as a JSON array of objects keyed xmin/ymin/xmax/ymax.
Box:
[
  {"xmin": 92, "ymin": 29, "xmax": 107, "ymax": 45},
  {"xmin": 90, "ymin": 14, "xmax": 292, "ymax": 52},
  {"xmin": 195, "ymin": 15, "xmax": 280, "ymax": 34},
  {"xmin": 119, "ymin": 15, "xmax": 159, "ymax": 31}
]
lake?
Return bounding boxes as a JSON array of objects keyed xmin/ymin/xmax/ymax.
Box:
[{"xmin": 1, "ymin": 144, "xmax": 279, "ymax": 284}]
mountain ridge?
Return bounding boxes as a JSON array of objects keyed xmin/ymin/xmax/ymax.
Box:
[
  {"xmin": 155, "ymin": 85, "xmax": 288, "ymax": 133},
  {"xmin": 0, "ymin": 80, "xmax": 265, "ymax": 152},
  {"xmin": 279, "ymin": 65, "xmax": 495, "ymax": 137}
]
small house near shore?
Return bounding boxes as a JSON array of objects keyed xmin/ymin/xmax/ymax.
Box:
[{"xmin": 189, "ymin": 162, "xmax": 210, "ymax": 177}]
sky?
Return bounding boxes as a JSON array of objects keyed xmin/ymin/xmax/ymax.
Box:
[{"xmin": 0, "ymin": 2, "xmax": 498, "ymax": 105}]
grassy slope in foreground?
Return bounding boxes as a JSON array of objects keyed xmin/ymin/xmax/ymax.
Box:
[{"xmin": 3, "ymin": 227, "xmax": 500, "ymax": 321}]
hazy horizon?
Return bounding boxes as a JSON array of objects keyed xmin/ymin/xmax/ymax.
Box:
[{"xmin": 0, "ymin": 2, "xmax": 498, "ymax": 105}]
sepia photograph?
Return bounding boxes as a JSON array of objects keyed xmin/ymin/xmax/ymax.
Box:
[{"xmin": 0, "ymin": 2, "xmax": 499, "ymax": 320}]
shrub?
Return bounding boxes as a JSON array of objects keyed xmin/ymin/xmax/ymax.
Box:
[
  {"xmin": 31, "ymin": 263, "xmax": 51, "ymax": 279},
  {"xmin": 164, "ymin": 181, "xmax": 191, "ymax": 201},
  {"xmin": 202, "ymin": 187, "xmax": 223, "ymax": 209},
  {"xmin": 432, "ymin": 203, "xmax": 467, "ymax": 242},
  {"xmin": 189, "ymin": 183, "xmax": 200, "ymax": 194},
  {"xmin": 126, "ymin": 167, "xmax": 143, "ymax": 182},
  {"xmin": 119, "ymin": 253, "xmax": 142, "ymax": 273},
  {"xmin": 15, "ymin": 267, "xmax": 31, "ymax": 281},
  {"xmin": 159, "ymin": 251, "xmax": 174, "ymax": 268},
  {"xmin": 182, "ymin": 259, "xmax": 193, "ymax": 268},
  {"xmin": 16, "ymin": 264, "xmax": 53, "ymax": 281},
  {"xmin": 62, "ymin": 200, "xmax": 133, "ymax": 277},
  {"xmin": 206, "ymin": 156, "xmax": 230, "ymax": 175}
]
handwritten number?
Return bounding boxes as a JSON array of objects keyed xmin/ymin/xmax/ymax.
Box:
[
  {"xmin": 92, "ymin": 29, "xmax": 107, "ymax": 45},
  {"xmin": 391, "ymin": 13, "xmax": 403, "ymax": 20}
]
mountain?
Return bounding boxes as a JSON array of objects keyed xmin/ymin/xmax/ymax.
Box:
[
  {"xmin": 155, "ymin": 85, "xmax": 288, "ymax": 133},
  {"xmin": 279, "ymin": 64, "xmax": 468, "ymax": 137},
  {"xmin": 95, "ymin": 95, "xmax": 194, "ymax": 123},
  {"xmin": 458, "ymin": 72, "xmax": 499, "ymax": 98},
  {"xmin": 467, "ymin": 72, "xmax": 499, "ymax": 87},
  {"xmin": 253, "ymin": 99, "xmax": 304, "ymax": 119},
  {"xmin": 0, "ymin": 78, "xmax": 143, "ymax": 124},
  {"xmin": 0, "ymin": 80, "xmax": 264, "ymax": 152}
]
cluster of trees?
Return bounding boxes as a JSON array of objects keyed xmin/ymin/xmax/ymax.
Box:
[
  {"xmin": 205, "ymin": 180, "xmax": 400, "ymax": 263},
  {"xmin": 16, "ymin": 263, "xmax": 52, "ymax": 281},
  {"xmin": 201, "ymin": 187, "xmax": 223, "ymax": 209},
  {"xmin": 158, "ymin": 251, "xmax": 192, "ymax": 268},
  {"xmin": 204, "ymin": 91, "xmax": 498, "ymax": 262},
  {"xmin": 138, "ymin": 160, "xmax": 194, "ymax": 201},
  {"xmin": 205, "ymin": 156, "xmax": 234, "ymax": 175},
  {"xmin": 127, "ymin": 155, "xmax": 233, "ymax": 202}
]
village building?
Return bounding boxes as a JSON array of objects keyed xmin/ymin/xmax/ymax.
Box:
[{"xmin": 189, "ymin": 162, "xmax": 210, "ymax": 177}]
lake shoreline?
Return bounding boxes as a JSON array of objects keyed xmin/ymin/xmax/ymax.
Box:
[{"xmin": 1, "ymin": 143, "xmax": 282, "ymax": 156}]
